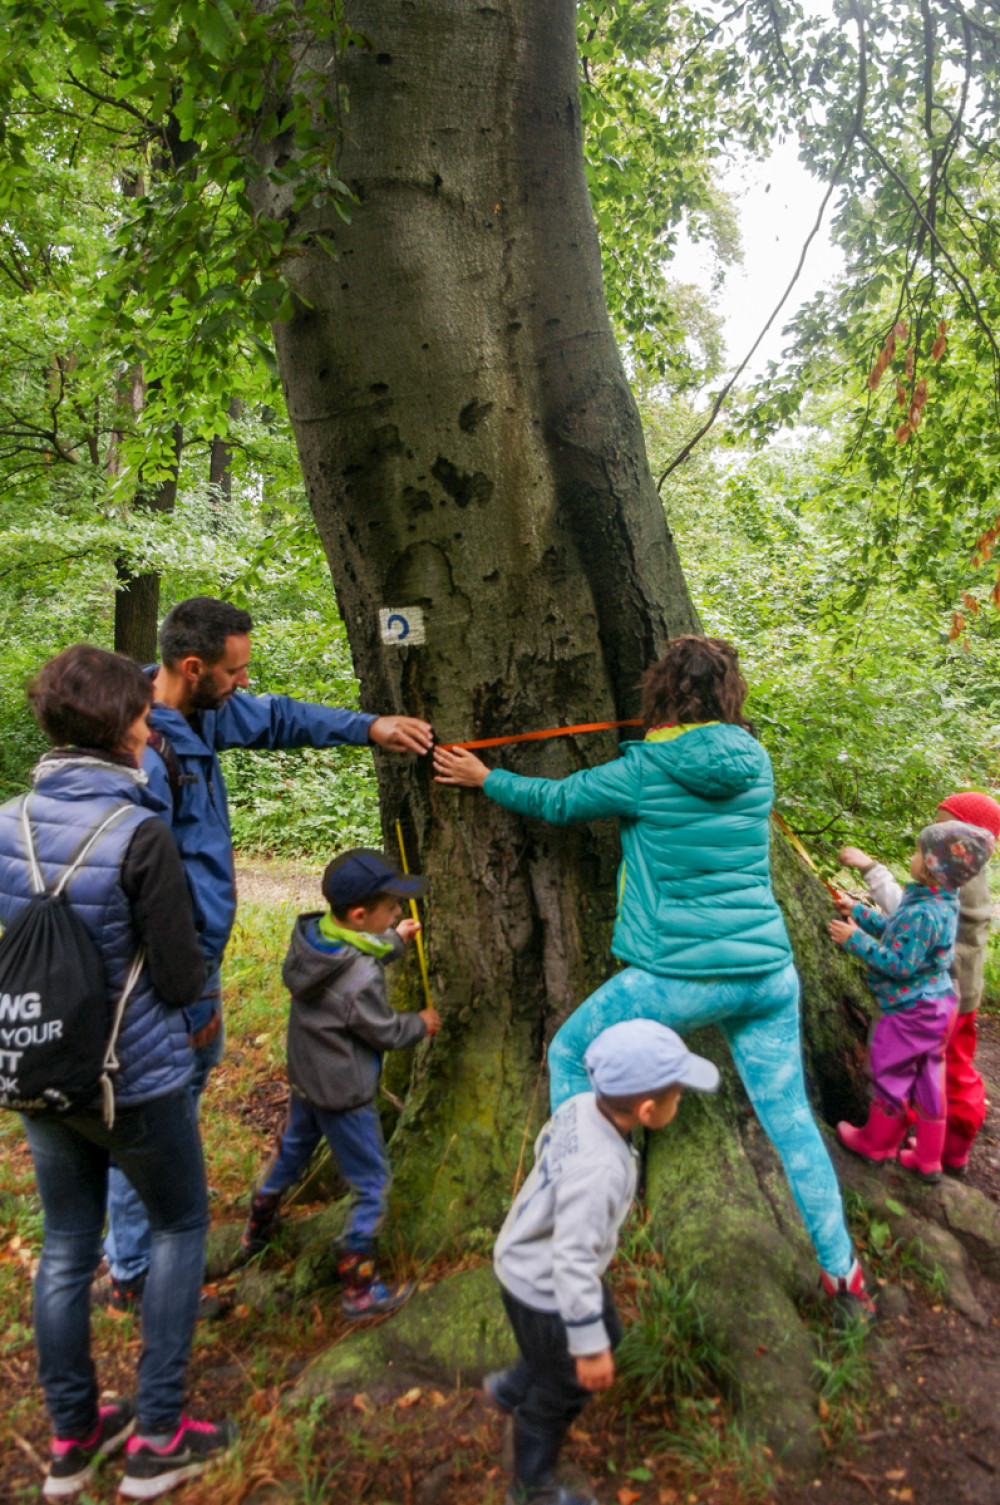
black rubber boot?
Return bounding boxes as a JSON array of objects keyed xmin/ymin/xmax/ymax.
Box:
[
  {"xmin": 240, "ymin": 1190, "xmax": 282, "ymax": 1258},
  {"xmin": 506, "ymin": 1423, "xmax": 597, "ymax": 1505}
]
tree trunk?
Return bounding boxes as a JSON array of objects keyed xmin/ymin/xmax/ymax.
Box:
[
  {"xmin": 253, "ymin": 0, "xmax": 697, "ymax": 1240},
  {"xmin": 113, "ymin": 422, "xmax": 182, "ymax": 662},
  {"xmin": 209, "ymin": 396, "xmax": 241, "ymax": 531}
]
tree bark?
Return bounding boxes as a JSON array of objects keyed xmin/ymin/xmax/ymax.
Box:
[
  {"xmin": 209, "ymin": 396, "xmax": 241, "ymax": 531},
  {"xmin": 113, "ymin": 421, "xmax": 182, "ymax": 662},
  {"xmin": 253, "ymin": 0, "xmax": 697, "ymax": 1239}
]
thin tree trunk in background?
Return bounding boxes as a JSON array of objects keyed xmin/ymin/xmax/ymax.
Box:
[
  {"xmin": 113, "ymin": 420, "xmax": 182, "ymax": 662},
  {"xmin": 209, "ymin": 396, "xmax": 241, "ymax": 531},
  {"xmin": 110, "ymin": 168, "xmax": 183, "ymax": 661}
]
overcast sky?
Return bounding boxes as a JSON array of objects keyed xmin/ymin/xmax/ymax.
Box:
[{"xmin": 671, "ymin": 136, "xmax": 846, "ymax": 379}]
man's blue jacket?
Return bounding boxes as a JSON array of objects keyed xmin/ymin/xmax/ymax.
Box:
[{"xmin": 142, "ymin": 684, "xmax": 376, "ymax": 981}]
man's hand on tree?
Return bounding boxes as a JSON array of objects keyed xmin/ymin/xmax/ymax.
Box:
[
  {"xmin": 839, "ymin": 845, "xmax": 873, "ymax": 872},
  {"xmin": 369, "ymin": 715, "xmax": 434, "ymax": 754},
  {"xmin": 397, "ymin": 918, "xmax": 420, "ymax": 945},
  {"xmin": 420, "ymin": 1008, "xmax": 442, "ymax": 1036},
  {"xmin": 575, "ymin": 1350, "xmax": 614, "ymax": 1391},
  {"xmin": 828, "ymin": 917, "xmax": 857, "ymax": 946},
  {"xmin": 433, "ymin": 745, "xmax": 490, "ymax": 787}
]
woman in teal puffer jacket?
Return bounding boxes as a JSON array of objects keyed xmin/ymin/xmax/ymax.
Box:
[{"xmin": 434, "ymin": 635, "xmax": 871, "ymax": 1322}]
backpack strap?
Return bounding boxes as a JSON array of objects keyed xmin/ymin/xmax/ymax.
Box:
[
  {"xmin": 146, "ymin": 728, "xmax": 196, "ymax": 810},
  {"xmin": 99, "ymin": 945, "xmax": 147, "ymax": 1129},
  {"xmin": 20, "ymin": 797, "xmax": 137, "ymax": 899},
  {"xmin": 17, "ymin": 795, "xmax": 150, "ymax": 1127}
]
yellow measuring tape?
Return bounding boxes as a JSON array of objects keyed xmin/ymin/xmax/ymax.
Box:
[
  {"xmin": 394, "ymin": 821, "xmax": 434, "ymax": 1010},
  {"xmin": 771, "ymin": 811, "xmax": 842, "ymax": 900}
]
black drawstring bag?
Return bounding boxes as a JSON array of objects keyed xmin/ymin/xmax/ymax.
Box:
[{"xmin": 0, "ymin": 799, "xmax": 144, "ymax": 1123}]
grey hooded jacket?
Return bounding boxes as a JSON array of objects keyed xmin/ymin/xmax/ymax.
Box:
[{"xmin": 283, "ymin": 914, "xmax": 427, "ymax": 1112}]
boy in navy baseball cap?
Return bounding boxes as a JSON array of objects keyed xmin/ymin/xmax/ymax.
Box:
[
  {"xmin": 488, "ymin": 1019, "xmax": 719, "ymax": 1505},
  {"xmin": 240, "ymin": 849, "xmax": 440, "ymax": 1318}
]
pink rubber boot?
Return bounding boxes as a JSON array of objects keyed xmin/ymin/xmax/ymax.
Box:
[
  {"xmin": 836, "ymin": 1101, "xmax": 908, "ymax": 1163},
  {"xmin": 898, "ymin": 1115, "xmax": 947, "ymax": 1183}
]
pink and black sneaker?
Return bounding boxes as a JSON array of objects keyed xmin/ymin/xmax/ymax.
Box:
[
  {"xmin": 118, "ymin": 1416, "xmax": 237, "ymax": 1499},
  {"xmin": 44, "ymin": 1400, "xmax": 135, "ymax": 1498},
  {"xmin": 820, "ymin": 1257, "xmax": 877, "ymax": 1328}
]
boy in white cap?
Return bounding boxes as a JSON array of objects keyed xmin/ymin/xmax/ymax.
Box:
[{"xmin": 487, "ymin": 1019, "xmax": 720, "ymax": 1505}]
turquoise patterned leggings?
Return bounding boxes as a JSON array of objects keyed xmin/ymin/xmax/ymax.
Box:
[{"xmin": 548, "ymin": 961, "xmax": 854, "ymax": 1277}]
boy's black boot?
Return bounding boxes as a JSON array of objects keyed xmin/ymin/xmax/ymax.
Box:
[
  {"xmin": 338, "ymin": 1246, "xmax": 413, "ymax": 1321},
  {"xmin": 240, "ymin": 1190, "xmax": 282, "ymax": 1259},
  {"xmin": 506, "ymin": 1423, "xmax": 597, "ymax": 1505}
]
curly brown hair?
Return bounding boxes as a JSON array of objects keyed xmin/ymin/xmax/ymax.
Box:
[{"xmin": 639, "ymin": 635, "xmax": 749, "ymax": 730}]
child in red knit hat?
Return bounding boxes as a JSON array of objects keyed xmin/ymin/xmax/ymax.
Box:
[{"xmin": 840, "ymin": 791, "xmax": 1000, "ymax": 1175}]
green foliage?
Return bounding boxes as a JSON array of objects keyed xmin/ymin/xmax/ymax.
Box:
[
  {"xmin": 0, "ymin": 0, "xmax": 362, "ymax": 470},
  {"xmin": 651, "ymin": 398, "xmax": 1000, "ymax": 871}
]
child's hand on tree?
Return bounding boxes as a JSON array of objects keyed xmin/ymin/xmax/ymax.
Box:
[
  {"xmin": 839, "ymin": 845, "xmax": 873, "ymax": 872},
  {"xmin": 397, "ymin": 918, "xmax": 421, "ymax": 944},
  {"xmin": 833, "ymin": 891, "xmax": 855, "ymax": 916},
  {"xmin": 575, "ymin": 1350, "xmax": 615, "ymax": 1391},
  {"xmin": 433, "ymin": 746, "xmax": 490, "ymax": 787},
  {"xmin": 829, "ymin": 917, "xmax": 857, "ymax": 946},
  {"xmin": 420, "ymin": 1008, "xmax": 442, "ymax": 1036}
]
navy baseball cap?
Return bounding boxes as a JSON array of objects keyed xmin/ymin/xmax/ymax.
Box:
[{"xmin": 322, "ymin": 848, "xmax": 427, "ymax": 909}]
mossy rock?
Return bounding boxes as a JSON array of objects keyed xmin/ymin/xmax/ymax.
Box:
[
  {"xmin": 645, "ymin": 1094, "xmax": 824, "ymax": 1471},
  {"xmin": 289, "ymin": 1264, "xmax": 515, "ymax": 1405}
]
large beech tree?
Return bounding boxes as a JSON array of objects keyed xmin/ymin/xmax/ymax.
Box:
[{"xmin": 247, "ymin": 1, "xmax": 865, "ymax": 1461}]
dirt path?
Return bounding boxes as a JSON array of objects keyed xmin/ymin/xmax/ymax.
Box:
[{"xmin": 234, "ymin": 855, "xmax": 324, "ymax": 912}]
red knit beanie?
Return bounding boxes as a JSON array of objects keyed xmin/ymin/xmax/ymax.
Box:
[{"xmin": 937, "ymin": 791, "xmax": 1000, "ymax": 839}]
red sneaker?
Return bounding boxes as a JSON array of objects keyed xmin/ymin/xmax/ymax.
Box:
[{"xmin": 819, "ymin": 1258, "xmax": 877, "ymax": 1328}]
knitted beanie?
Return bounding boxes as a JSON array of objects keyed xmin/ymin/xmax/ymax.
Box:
[
  {"xmin": 918, "ymin": 820, "xmax": 996, "ymax": 890},
  {"xmin": 937, "ymin": 790, "xmax": 1000, "ymax": 839}
]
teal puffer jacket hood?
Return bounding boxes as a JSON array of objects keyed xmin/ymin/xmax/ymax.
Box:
[{"xmin": 483, "ymin": 723, "xmax": 793, "ymax": 979}]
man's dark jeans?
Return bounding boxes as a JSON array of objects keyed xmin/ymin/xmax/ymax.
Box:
[
  {"xmin": 499, "ymin": 1283, "xmax": 623, "ymax": 1485},
  {"xmin": 23, "ymin": 1087, "xmax": 208, "ymax": 1439}
]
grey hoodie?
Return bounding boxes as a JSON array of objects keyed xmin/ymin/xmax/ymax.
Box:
[
  {"xmin": 283, "ymin": 913, "xmax": 427, "ymax": 1112},
  {"xmin": 494, "ymin": 1093, "xmax": 638, "ymax": 1356}
]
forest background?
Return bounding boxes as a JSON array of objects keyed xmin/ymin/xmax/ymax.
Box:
[{"xmin": 1, "ymin": 0, "xmax": 999, "ymax": 892}]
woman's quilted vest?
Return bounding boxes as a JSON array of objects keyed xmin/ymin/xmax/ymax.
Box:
[{"xmin": 0, "ymin": 758, "xmax": 192, "ymax": 1106}]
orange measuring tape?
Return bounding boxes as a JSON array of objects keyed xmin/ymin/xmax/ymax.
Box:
[{"xmin": 440, "ymin": 719, "xmax": 642, "ymax": 751}]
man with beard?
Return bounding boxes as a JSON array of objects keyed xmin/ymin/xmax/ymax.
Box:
[{"xmin": 101, "ymin": 596, "xmax": 433, "ymax": 1311}]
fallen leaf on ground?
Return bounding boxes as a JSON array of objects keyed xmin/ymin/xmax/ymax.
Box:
[{"xmin": 397, "ymin": 1387, "xmax": 422, "ymax": 1409}]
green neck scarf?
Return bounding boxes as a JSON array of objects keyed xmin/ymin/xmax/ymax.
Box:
[{"xmin": 318, "ymin": 912, "xmax": 394, "ymax": 958}]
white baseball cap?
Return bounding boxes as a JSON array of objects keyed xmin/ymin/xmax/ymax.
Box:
[{"xmin": 584, "ymin": 1018, "xmax": 720, "ymax": 1097}]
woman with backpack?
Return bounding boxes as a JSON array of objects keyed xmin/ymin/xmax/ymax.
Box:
[{"xmin": 0, "ymin": 646, "xmax": 235, "ymax": 1499}]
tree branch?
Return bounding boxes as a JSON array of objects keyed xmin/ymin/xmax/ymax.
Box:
[{"xmin": 657, "ymin": 3, "xmax": 869, "ymax": 487}]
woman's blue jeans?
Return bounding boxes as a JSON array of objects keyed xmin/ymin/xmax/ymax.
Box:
[
  {"xmin": 549, "ymin": 960, "xmax": 854, "ymax": 1277},
  {"xmin": 104, "ymin": 973, "xmax": 223, "ymax": 1284},
  {"xmin": 22, "ymin": 1087, "xmax": 208, "ymax": 1439}
]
